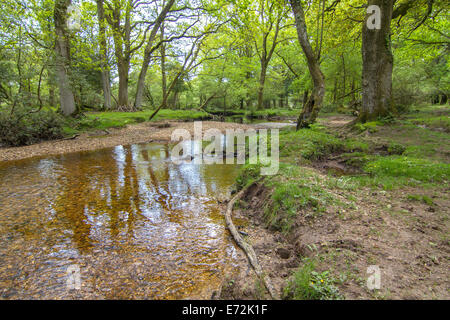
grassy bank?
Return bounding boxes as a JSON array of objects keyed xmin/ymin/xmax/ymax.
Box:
[{"xmin": 232, "ymin": 105, "xmax": 449, "ymax": 300}]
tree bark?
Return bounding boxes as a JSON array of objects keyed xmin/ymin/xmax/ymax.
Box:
[
  {"xmin": 360, "ymin": 0, "xmax": 394, "ymax": 122},
  {"xmin": 257, "ymin": 63, "xmax": 268, "ymax": 110},
  {"xmin": 54, "ymin": 0, "xmax": 76, "ymax": 116},
  {"xmin": 289, "ymin": 0, "xmax": 325, "ymax": 129},
  {"xmin": 160, "ymin": 22, "xmax": 167, "ymax": 99},
  {"xmin": 96, "ymin": 0, "xmax": 112, "ymax": 110},
  {"xmin": 134, "ymin": 0, "xmax": 175, "ymax": 109},
  {"xmin": 106, "ymin": 0, "xmax": 132, "ymax": 109}
]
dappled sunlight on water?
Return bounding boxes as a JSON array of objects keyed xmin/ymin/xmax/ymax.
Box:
[{"xmin": 0, "ymin": 142, "xmax": 240, "ymax": 299}]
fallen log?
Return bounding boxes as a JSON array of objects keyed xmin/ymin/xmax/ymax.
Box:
[{"xmin": 224, "ymin": 182, "xmax": 279, "ymax": 300}]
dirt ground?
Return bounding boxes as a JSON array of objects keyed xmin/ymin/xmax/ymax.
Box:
[
  {"xmin": 0, "ymin": 121, "xmax": 253, "ymax": 162},
  {"xmin": 219, "ymin": 179, "xmax": 449, "ymax": 300},
  {"xmin": 219, "ymin": 115, "xmax": 449, "ymax": 300}
]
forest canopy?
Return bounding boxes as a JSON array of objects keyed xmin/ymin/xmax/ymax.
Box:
[{"xmin": 0, "ymin": 0, "xmax": 448, "ymax": 145}]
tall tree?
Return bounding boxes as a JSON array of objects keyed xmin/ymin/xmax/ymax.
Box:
[
  {"xmin": 134, "ymin": 0, "xmax": 176, "ymax": 110},
  {"xmin": 54, "ymin": 0, "xmax": 76, "ymax": 116},
  {"xmin": 160, "ymin": 22, "xmax": 167, "ymax": 99},
  {"xmin": 96, "ymin": 0, "xmax": 112, "ymax": 110},
  {"xmin": 360, "ymin": 0, "xmax": 394, "ymax": 122},
  {"xmin": 104, "ymin": 0, "xmax": 148, "ymax": 109},
  {"xmin": 289, "ymin": 0, "xmax": 325, "ymax": 129},
  {"xmin": 360, "ymin": 0, "xmax": 439, "ymax": 121},
  {"xmin": 252, "ymin": 0, "xmax": 286, "ymax": 110}
]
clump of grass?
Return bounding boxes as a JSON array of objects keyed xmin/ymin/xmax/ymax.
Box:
[
  {"xmin": 263, "ymin": 177, "xmax": 333, "ymax": 234},
  {"xmin": 407, "ymin": 194, "xmax": 434, "ymax": 206},
  {"xmin": 364, "ymin": 156, "xmax": 450, "ymax": 183},
  {"xmin": 235, "ymin": 163, "xmax": 262, "ymax": 190},
  {"xmin": 340, "ymin": 152, "xmax": 373, "ymax": 169},
  {"xmin": 354, "ymin": 121, "xmax": 381, "ymax": 133},
  {"xmin": 411, "ymin": 116, "xmax": 450, "ymax": 133},
  {"xmin": 387, "ymin": 142, "xmax": 406, "ymax": 155},
  {"xmin": 343, "ymin": 139, "xmax": 370, "ymax": 152},
  {"xmin": 280, "ymin": 128, "xmax": 344, "ymax": 161},
  {"xmin": 283, "ymin": 260, "xmax": 343, "ymax": 300}
]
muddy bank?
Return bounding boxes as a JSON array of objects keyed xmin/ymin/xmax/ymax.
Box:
[
  {"xmin": 0, "ymin": 121, "xmax": 253, "ymax": 162},
  {"xmin": 219, "ymin": 177, "xmax": 450, "ymax": 300}
]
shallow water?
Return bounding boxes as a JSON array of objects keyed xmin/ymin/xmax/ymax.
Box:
[{"xmin": 0, "ymin": 142, "xmax": 241, "ymax": 299}]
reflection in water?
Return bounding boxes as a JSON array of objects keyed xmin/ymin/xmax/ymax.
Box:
[{"xmin": 0, "ymin": 142, "xmax": 240, "ymax": 299}]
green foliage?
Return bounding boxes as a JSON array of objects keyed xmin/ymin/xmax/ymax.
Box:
[
  {"xmin": 354, "ymin": 121, "xmax": 380, "ymax": 133},
  {"xmin": 387, "ymin": 142, "xmax": 406, "ymax": 155},
  {"xmin": 364, "ymin": 156, "xmax": 450, "ymax": 183},
  {"xmin": 263, "ymin": 167, "xmax": 334, "ymax": 234},
  {"xmin": 280, "ymin": 128, "xmax": 344, "ymax": 161},
  {"xmin": 411, "ymin": 116, "xmax": 450, "ymax": 133},
  {"xmin": 340, "ymin": 152, "xmax": 373, "ymax": 168},
  {"xmin": 235, "ymin": 163, "xmax": 262, "ymax": 190},
  {"xmin": 283, "ymin": 260, "xmax": 343, "ymax": 300},
  {"xmin": 407, "ymin": 194, "xmax": 434, "ymax": 206},
  {"xmin": 0, "ymin": 108, "xmax": 64, "ymax": 146}
]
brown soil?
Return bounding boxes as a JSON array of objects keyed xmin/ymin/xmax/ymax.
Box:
[
  {"xmin": 219, "ymin": 115, "xmax": 449, "ymax": 300},
  {"xmin": 220, "ymin": 178, "xmax": 449, "ymax": 300},
  {"xmin": 0, "ymin": 121, "xmax": 253, "ymax": 162}
]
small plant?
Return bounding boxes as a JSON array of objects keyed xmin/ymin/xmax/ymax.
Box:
[
  {"xmin": 407, "ymin": 194, "xmax": 434, "ymax": 206},
  {"xmin": 283, "ymin": 260, "xmax": 343, "ymax": 300},
  {"xmin": 387, "ymin": 142, "xmax": 406, "ymax": 155},
  {"xmin": 354, "ymin": 121, "xmax": 380, "ymax": 133},
  {"xmin": 280, "ymin": 129, "xmax": 344, "ymax": 161}
]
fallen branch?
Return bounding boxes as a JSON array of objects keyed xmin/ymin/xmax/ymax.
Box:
[
  {"xmin": 63, "ymin": 134, "xmax": 79, "ymax": 140},
  {"xmin": 225, "ymin": 182, "xmax": 279, "ymax": 300}
]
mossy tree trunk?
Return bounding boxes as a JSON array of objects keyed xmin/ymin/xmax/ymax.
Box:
[{"xmin": 360, "ymin": 0, "xmax": 395, "ymax": 122}]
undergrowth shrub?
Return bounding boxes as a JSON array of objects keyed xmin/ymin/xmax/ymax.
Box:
[
  {"xmin": 283, "ymin": 260, "xmax": 343, "ymax": 300},
  {"xmin": 0, "ymin": 109, "xmax": 64, "ymax": 147}
]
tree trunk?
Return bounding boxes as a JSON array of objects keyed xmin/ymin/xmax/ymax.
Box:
[
  {"xmin": 108, "ymin": 3, "xmax": 130, "ymax": 109},
  {"xmin": 341, "ymin": 53, "xmax": 346, "ymax": 99},
  {"xmin": 49, "ymin": 85, "xmax": 55, "ymax": 107},
  {"xmin": 117, "ymin": 60, "xmax": 129, "ymax": 108},
  {"xmin": 360, "ymin": 0, "xmax": 394, "ymax": 122},
  {"xmin": 257, "ymin": 63, "xmax": 267, "ymax": 110},
  {"xmin": 54, "ymin": 0, "xmax": 76, "ymax": 116},
  {"xmin": 96, "ymin": 0, "xmax": 112, "ymax": 110},
  {"xmin": 134, "ymin": 0, "xmax": 175, "ymax": 109},
  {"xmin": 289, "ymin": 0, "xmax": 325, "ymax": 129},
  {"xmin": 160, "ymin": 23, "xmax": 167, "ymax": 99}
]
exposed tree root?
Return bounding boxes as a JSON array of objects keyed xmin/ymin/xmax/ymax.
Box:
[{"xmin": 225, "ymin": 182, "xmax": 279, "ymax": 300}]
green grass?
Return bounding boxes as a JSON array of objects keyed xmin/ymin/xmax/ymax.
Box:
[
  {"xmin": 407, "ymin": 194, "xmax": 434, "ymax": 206},
  {"xmin": 364, "ymin": 156, "xmax": 450, "ymax": 183},
  {"xmin": 246, "ymin": 108, "xmax": 299, "ymax": 118},
  {"xmin": 279, "ymin": 128, "xmax": 344, "ymax": 161},
  {"xmin": 63, "ymin": 108, "xmax": 300, "ymax": 135},
  {"xmin": 410, "ymin": 116, "xmax": 450, "ymax": 132},
  {"xmin": 236, "ymin": 163, "xmax": 335, "ymax": 234},
  {"xmin": 283, "ymin": 260, "xmax": 343, "ymax": 300}
]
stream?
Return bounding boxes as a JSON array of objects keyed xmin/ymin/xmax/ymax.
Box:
[{"xmin": 0, "ymin": 142, "xmax": 241, "ymax": 299}]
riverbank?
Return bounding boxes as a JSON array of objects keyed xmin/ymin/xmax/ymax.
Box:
[
  {"xmin": 0, "ymin": 120, "xmax": 253, "ymax": 162},
  {"xmin": 219, "ymin": 108, "xmax": 450, "ymax": 300}
]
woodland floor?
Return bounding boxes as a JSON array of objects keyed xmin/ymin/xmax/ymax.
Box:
[{"xmin": 219, "ymin": 112, "xmax": 449, "ymax": 300}]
